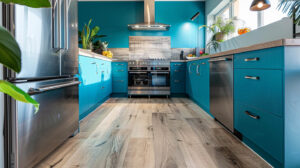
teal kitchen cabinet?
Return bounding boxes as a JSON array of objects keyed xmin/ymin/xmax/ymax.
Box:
[
  {"xmin": 186, "ymin": 59, "xmax": 210, "ymax": 113},
  {"xmin": 112, "ymin": 62, "xmax": 128, "ymax": 95},
  {"xmin": 79, "ymin": 55, "xmax": 112, "ymax": 120},
  {"xmin": 170, "ymin": 62, "xmax": 186, "ymax": 95},
  {"xmin": 234, "ymin": 46, "xmax": 300, "ymax": 168}
]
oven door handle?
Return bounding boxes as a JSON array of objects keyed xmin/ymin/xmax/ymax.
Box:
[
  {"xmin": 150, "ymin": 72, "xmax": 170, "ymax": 74},
  {"xmin": 129, "ymin": 72, "xmax": 148, "ymax": 74}
]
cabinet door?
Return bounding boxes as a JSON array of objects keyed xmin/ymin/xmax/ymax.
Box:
[
  {"xmin": 199, "ymin": 59, "xmax": 210, "ymax": 111},
  {"xmin": 79, "ymin": 56, "xmax": 99, "ymax": 114},
  {"xmin": 189, "ymin": 61, "xmax": 198, "ymax": 99}
]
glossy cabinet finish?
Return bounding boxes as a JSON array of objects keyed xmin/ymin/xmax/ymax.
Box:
[
  {"xmin": 112, "ymin": 62, "xmax": 128, "ymax": 94},
  {"xmin": 235, "ymin": 103, "xmax": 283, "ymax": 163},
  {"xmin": 234, "ymin": 47, "xmax": 284, "ymax": 69},
  {"xmin": 186, "ymin": 59, "xmax": 210, "ymax": 113},
  {"xmin": 170, "ymin": 62, "xmax": 186, "ymax": 94},
  {"xmin": 79, "ymin": 55, "xmax": 112, "ymax": 120},
  {"xmin": 234, "ymin": 69, "xmax": 283, "ymax": 117},
  {"xmin": 234, "ymin": 46, "xmax": 300, "ymax": 168}
]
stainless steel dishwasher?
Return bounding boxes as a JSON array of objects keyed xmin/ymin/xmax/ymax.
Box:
[{"xmin": 209, "ymin": 55, "xmax": 234, "ymax": 132}]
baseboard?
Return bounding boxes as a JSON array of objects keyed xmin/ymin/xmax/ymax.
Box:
[
  {"xmin": 79, "ymin": 95, "xmax": 110, "ymax": 120},
  {"xmin": 242, "ymin": 137, "xmax": 283, "ymax": 168}
]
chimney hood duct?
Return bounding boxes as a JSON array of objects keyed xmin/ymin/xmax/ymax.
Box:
[{"xmin": 128, "ymin": 0, "xmax": 170, "ymax": 31}]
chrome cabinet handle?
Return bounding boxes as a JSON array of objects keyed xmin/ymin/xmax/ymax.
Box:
[
  {"xmin": 196, "ymin": 65, "xmax": 200, "ymax": 75},
  {"xmin": 174, "ymin": 70, "xmax": 180, "ymax": 72},
  {"xmin": 118, "ymin": 70, "xmax": 124, "ymax": 72},
  {"xmin": 28, "ymin": 81, "xmax": 81, "ymax": 95},
  {"xmin": 117, "ymin": 64, "xmax": 124, "ymax": 66},
  {"xmin": 174, "ymin": 80, "xmax": 180, "ymax": 83},
  {"xmin": 244, "ymin": 57, "xmax": 259, "ymax": 62},
  {"xmin": 245, "ymin": 111, "xmax": 260, "ymax": 120},
  {"xmin": 201, "ymin": 62, "xmax": 206, "ymax": 65},
  {"xmin": 91, "ymin": 62, "xmax": 99, "ymax": 74},
  {"xmin": 174, "ymin": 64, "xmax": 182, "ymax": 66},
  {"xmin": 189, "ymin": 64, "xmax": 192, "ymax": 73},
  {"xmin": 117, "ymin": 80, "xmax": 124, "ymax": 82},
  {"xmin": 245, "ymin": 76, "xmax": 260, "ymax": 80}
]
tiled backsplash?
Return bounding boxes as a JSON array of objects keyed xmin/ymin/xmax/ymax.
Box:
[
  {"xmin": 129, "ymin": 36, "xmax": 171, "ymax": 60},
  {"xmin": 110, "ymin": 36, "xmax": 196, "ymax": 60}
]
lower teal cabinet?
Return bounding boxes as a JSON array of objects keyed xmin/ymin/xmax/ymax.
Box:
[
  {"xmin": 233, "ymin": 46, "xmax": 300, "ymax": 168},
  {"xmin": 170, "ymin": 62, "xmax": 186, "ymax": 94},
  {"xmin": 235, "ymin": 103, "xmax": 283, "ymax": 164},
  {"xmin": 79, "ymin": 55, "xmax": 112, "ymax": 120},
  {"xmin": 112, "ymin": 62, "xmax": 128, "ymax": 95},
  {"xmin": 185, "ymin": 59, "xmax": 210, "ymax": 113}
]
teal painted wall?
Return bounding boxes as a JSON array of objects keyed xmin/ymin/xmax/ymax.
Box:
[
  {"xmin": 205, "ymin": 0, "xmax": 223, "ymax": 15},
  {"xmin": 78, "ymin": 1, "xmax": 205, "ymax": 48}
]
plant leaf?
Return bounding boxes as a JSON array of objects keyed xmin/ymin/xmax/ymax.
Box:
[
  {"xmin": 0, "ymin": 80, "xmax": 39, "ymax": 113},
  {"xmin": 0, "ymin": 0, "xmax": 51, "ymax": 8},
  {"xmin": 0, "ymin": 26, "xmax": 21, "ymax": 73},
  {"xmin": 91, "ymin": 26, "xmax": 100, "ymax": 38}
]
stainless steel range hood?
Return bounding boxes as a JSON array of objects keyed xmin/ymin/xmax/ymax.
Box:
[{"xmin": 128, "ymin": 0, "xmax": 170, "ymax": 31}]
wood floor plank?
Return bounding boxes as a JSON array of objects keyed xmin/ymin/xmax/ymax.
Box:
[
  {"xmin": 152, "ymin": 113, "xmax": 187, "ymax": 168},
  {"xmin": 36, "ymin": 98, "xmax": 271, "ymax": 168},
  {"xmin": 122, "ymin": 138, "xmax": 155, "ymax": 168}
]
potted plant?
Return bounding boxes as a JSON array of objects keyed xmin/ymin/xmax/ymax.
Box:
[
  {"xmin": 200, "ymin": 17, "xmax": 235, "ymax": 42},
  {"xmin": 78, "ymin": 19, "xmax": 106, "ymax": 51}
]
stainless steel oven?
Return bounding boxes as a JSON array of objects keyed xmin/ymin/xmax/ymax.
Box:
[{"xmin": 128, "ymin": 60, "xmax": 170, "ymax": 97}]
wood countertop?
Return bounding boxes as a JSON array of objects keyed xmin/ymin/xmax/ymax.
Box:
[
  {"xmin": 80, "ymin": 39, "xmax": 300, "ymax": 63},
  {"xmin": 174, "ymin": 39, "xmax": 300, "ymax": 62}
]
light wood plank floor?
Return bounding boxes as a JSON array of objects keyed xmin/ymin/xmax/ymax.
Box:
[{"xmin": 37, "ymin": 98, "xmax": 271, "ymax": 168}]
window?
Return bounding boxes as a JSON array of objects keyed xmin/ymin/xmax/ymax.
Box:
[
  {"xmin": 216, "ymin": 6, "xmax": 230, "ymax": 20},
  {"xmin": 233, "ymin": 0, "xmax": 258, "ymax": 30},
  {"xmin": 214, "ymin": 0, "xmax": 287, "ymax": 33},
  {"xmin": 263, "ymin": 0, "xmax": 287, "ymax": 26}
]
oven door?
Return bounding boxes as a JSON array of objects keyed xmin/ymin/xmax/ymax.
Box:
[
  {"xmin": 149, "ymin": 71, "xmax": 170, "ymax": 88},
  {"xmin": 128, "ymin": 71, "xmax": 149, "ymax": 88}
]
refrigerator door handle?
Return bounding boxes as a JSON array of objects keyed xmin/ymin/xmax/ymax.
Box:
[
  {"xmin": 28, "ymin": 81, "xmax": 81, "ymax": 95},
  {"xmin": 64, "ymin": 0, "xmax": 69, "ymax": 50}
]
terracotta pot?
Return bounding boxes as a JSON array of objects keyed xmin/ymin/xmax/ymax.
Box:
[{"xmin": 215, "ymin": 32, "xmax": 225, "ymax": 42}]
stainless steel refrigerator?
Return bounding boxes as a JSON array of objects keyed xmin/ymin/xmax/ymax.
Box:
[{"xmin": 2, "ymin": 0, "xmax": 79, "ymax": 167}]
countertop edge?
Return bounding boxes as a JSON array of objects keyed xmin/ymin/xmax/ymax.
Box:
[{"xmin": 180, "ymin": 38, "xmax": 299, "ymax": 62}]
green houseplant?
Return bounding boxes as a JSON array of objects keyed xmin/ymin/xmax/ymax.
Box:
[
  {"xmin": 200, "ymin": 17, "xmax": 235, "ymax": 53},
  {"xmin": 78, "ymin": 19, "xmax": 106, "ymax": 50},
  {"xmin": 0, "ymin": 0, "xmax": 52, "ymax": 112},
  {"xmin": 200, "ymin": 17, "xmax": 235, "ymax": 42}
]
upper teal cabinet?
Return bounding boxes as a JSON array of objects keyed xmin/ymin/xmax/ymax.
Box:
[
  {"xmin": 234, "ymin": 46, "xmax": 300, "ymax": 168},
  {"xmin": 79, "ymin": 55, "xmax": 112, "ymax": 120}
]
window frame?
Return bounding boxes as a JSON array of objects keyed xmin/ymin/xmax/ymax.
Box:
[{"xmin": 214, "ymin": 0, "xmax": 283, "ymax": 30}]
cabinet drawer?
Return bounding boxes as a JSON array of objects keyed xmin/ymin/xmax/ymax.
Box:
[
  {"xmin": 234, "ymin": 47, "xmax": 284, "ymax": 69},
  {"xmin": 171, "ymin": 80, "xmax": 185, "ymax": 93},
  {"xmin": 113, "ymin": 78, "xmax": 128, "ymax": 93},
  {"xmin": 234, "ymin": 69, "xmax": 283, "ymax": 117},
  {"xmin": 112, "ymin": 68, "xmax": 127, "ymax": 77},
  {"xmin": 112, "ymin": 62, "xmax": 128, "ymax": 68},
  {"xmin": 171, "ymin": 62, "xmax": 186, "ymax": 68},
  {"xmin": 235, "ymin": 103, "xmax": 283, "ymax": 163}
]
